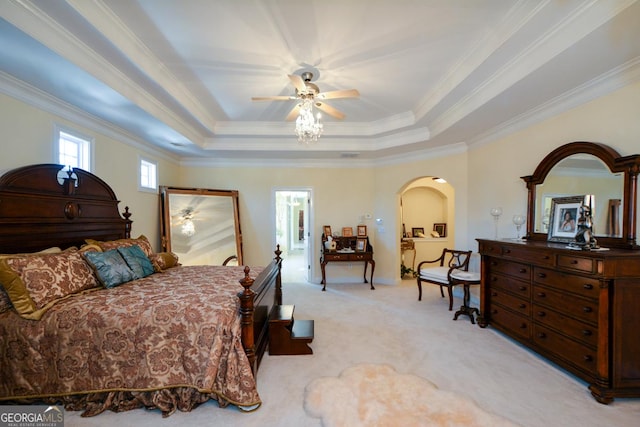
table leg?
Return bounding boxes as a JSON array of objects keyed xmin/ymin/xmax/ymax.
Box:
[{"xmin": 320, "ymin": 260, "xmax": 327, "ymax": 291}]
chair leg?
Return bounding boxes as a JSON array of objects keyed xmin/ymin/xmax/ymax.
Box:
[
  {"xmin": 439, "ymin": 285, "xmax": 445, "ymax": 298},
  {"xmin": 447, "ymin": 285, "xmax": 454, "ymax": 311},
  {"xmin": 417, "ymin": 280, "xmax": 422, "ymax": 301}
]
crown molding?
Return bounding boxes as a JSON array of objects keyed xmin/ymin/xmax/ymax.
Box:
[{"xmin": 0, "ymin": 70, "xmax": 180, "ymax": 164}]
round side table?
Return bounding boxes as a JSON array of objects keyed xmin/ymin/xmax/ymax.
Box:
[{"xmin": 449, "ymin": 270, "xmax": 481, "ymax": 324}]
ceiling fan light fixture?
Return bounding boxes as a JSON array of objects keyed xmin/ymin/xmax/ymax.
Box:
[{"xmin": 295, "ymin": 99, "xmax": 323, "ymax": 144}]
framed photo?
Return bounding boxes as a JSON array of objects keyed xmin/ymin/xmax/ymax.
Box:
[
  {"xmin": 433, "ymin": 223, "xmax": 447, "ymax": 238},
  {"xmin": 342, "ymin": 227, "xmax": 353, "ymax": 237},
  {"xmin": 412, "ymin": 227, "xmax": 425, "ymax": 238},
  {"xmin": 357, "ymin": 225, "xmax": 367, "ymax": 237},
  {"xmin": 356, "ymin": 237, "xmax": 367, "ymax": 252},
  {"xmin": 548, "ymin": 195, "xmax": 584, "ymax": 243},
  {"xmin": 323, "ymin": 225, "xmax": 332, "ymax": 237}
]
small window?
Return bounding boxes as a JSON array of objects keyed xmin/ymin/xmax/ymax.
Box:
[
  {"xmin": 139, "ymin": 157, "xmax": 158, "ymax": 192},
  {"xmin": 54, "ymin": 125, "xmax": 92, "ymax": 171}
]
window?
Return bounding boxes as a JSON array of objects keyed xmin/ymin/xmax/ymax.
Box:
[
  {"xmin": 54, "ymin": 125, "xmax": 92, "ymax": 171},
  {"xmin": 139, "ymin": 157, "xmax": 157, "ymax": 192}
]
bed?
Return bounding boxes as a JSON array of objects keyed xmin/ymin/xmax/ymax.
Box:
[{"xmin": 0, "ymin": 164, "xmax": 282, "ymax": 416}]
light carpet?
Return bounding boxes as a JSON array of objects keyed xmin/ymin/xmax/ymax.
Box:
[{"xmin": 304, "ymin": 363, "xmax": 519, "ymax": 427}]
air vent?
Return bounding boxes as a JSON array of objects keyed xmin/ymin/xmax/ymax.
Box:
[{"xmin": 340, "ymin": 152, "xmax": 360, "ymax": 158}]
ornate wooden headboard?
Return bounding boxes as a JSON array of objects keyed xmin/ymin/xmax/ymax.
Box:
[{"xmin": 0, "ymin": 164, "xmax": 132, "ymax": 254}]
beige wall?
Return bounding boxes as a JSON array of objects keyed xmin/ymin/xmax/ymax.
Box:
[
  {"xmin": 2, "ymin": 80, "xmax": 640, "ymax": 286},
  {"xmin": 0, "ymin": 93, "xmax": 181, "ymax": 250}
]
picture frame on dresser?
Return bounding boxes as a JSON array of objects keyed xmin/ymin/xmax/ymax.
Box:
[
  {"xmin": 323, "ymin": 225, "xmax": 332, "ymax": 237},
  {"xmin": 357, "ymin": 225, "xmax": 367, "ymax": 237},
  {"xmin": 548, "ymin": 195, "xmax": 583, "ymax": 243},
  {"xmin": 355, "ymin": 238, "xmax": 367, "ymax": 252},
  {"xmin": 342, "ymin": 227, "xmax": 353, "ymax": 237},
  {"xmin": 411, "ymin": 227, "xmax": 424, "ymax": 238},
  {"xmin": 433, "ymin": 223, "xmax": 447, "ymax": 238}
]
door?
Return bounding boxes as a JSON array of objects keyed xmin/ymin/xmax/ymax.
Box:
[{"xmin": 274, "ymin": 189, "xmax": 312, "ymax": 282}]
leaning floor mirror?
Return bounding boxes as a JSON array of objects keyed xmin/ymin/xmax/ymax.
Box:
[{"xmin": 160, "ymin": 186, "xmax": 243, "ymax": 266}]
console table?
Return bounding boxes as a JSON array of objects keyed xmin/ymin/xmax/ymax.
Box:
[{"xmin": 320, "ymin": 235, "xmax": 375, "ymax": 291}]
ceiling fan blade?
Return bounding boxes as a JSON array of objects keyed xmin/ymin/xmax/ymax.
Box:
[
  {"xmin": 316, "ymin": 89, "xmax": 360, "ymax": 100},
  {"xmin": 288, "ymin": 74, "xmax": 307, "ymax": 93},
  {"xmin": 251, "ymin": 96, "xmax": 294, "ymax": 101},
  {"xmin": 315, "ymin": 102, "xmax": 345, "ymax": 120},
  {"xmin": 285, "ymin": 103, "xmax": 302, "ymax": 121}
]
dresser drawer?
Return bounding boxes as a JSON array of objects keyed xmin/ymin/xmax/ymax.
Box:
[
  {"xmin": 533, "ymin": 305, "xmax": 597, "ymax": 347},
  {"xmin": 489, "ymin": 304, "xmax": 530, "ymax": 340},
  {"xmin": 502, "ymin": 246, "xmax": 554, "ymax": 267},
  {"xmin": 533, "ymin": 285, "xmax": 598, "ymax": 324},
  {"xmin": 350, "ymin": 253, "xmax": 371, "ymax": 261},
  {"xmin": 533, "ymin": 324, "xmax": 597, "ymax": 376},
  {"xmin": 533, "ymin": 267, "xmax": 600, "ymax": 298},
  {"xmin": 487, "ymin": 258, "xmax": 531, "ymax": 281},
  {"xmin": 489, "ymin": 273, "xmax": 530, "ymax": 297},
  {"xmin": 323, "ymin": 253, "xmax": 344, "ymax": 261},
  {"xmin": 489, "ymin": 288, "xmax": 530, "ymax": 316},
  {"xmin": 557, "ymin": 254, "xmax": 594, "ymax": 273}
]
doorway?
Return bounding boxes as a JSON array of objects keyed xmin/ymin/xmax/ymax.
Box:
[{"xmin": 274, "ymin": 189, "xmax": 312, "ymax": 282}]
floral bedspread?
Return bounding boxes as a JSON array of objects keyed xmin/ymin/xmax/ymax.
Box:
[{"xmin": 0, "ymin": 265, "xmax": 263, "ymax": 415}]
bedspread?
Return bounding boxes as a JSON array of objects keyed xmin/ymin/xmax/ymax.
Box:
[{"xmin": 0, "ymin": 265, "xmax": 263, "ymax": 415}]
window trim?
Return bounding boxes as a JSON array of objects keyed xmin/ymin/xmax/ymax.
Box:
[
  {"xmin": 138, "ymin": 156, "xmax": 158, "ymax": 193},
  {"xmin": 53, "ymin": 123, "xmax": 94, "ymax": 172}
]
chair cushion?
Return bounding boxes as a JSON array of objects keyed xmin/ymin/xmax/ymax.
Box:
[{"xmin": 418, "ymin": 266, "xmax": 451, "ymax": 284}]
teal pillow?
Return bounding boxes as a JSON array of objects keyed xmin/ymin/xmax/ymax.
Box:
[
  {"xmin": 118, "ymin": 245, "xmax": 155, "ymax": 278},
  {"xmin": 83, "ymin": 249, "xmax": 137, "ymax": 288}
]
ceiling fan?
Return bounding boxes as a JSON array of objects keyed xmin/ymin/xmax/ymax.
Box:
[{"xmin": 252, "ymin": 71, "xmax": 359, "ymax": 120}]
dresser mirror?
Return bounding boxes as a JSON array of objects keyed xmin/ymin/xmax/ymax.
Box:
[
  {"xmin": 160, "ymin": 186, "xmax": 243, "ymax": 265},
  {"xmin": 522, "ymin": 141, "xmax": 640, "ymax": 249}
]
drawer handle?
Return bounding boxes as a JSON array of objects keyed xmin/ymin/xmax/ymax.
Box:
[
  {"xmin": 518, "ymin": 285, "xmax": 526, "ymax": 291},
  {"xmin": 537, "ymin": 292, "xmax": 546, "ymax": 298},
  {"xmin": 505, "ymin": 249, "xmax": 511, "ymax": 254},
  {"xmin": 583, "ymin": 355, "xmax": 593, "ymax": 362},
  {"xmin": 537, "ymin": 272, "xmax": 547, "ymax": 278},
  {"xmin": 583, "ymin": 284, "xmax": 593, "ymax": 290},
  {"xmin": 491, "ymin": 291, "xmax": 498, "ymax": 297},
  {"xmin": 519, "ymin": 268, "xmax": 527, "ymax": 274},
  {"xmin": 583, "ymin": 306, "xmax": 593, "ymax": 313},
  {"xmin": 491, "ymin": 309, "xmax": 498, "ymax": 314},
  {"xmin": 543, "ymin": 255, "xmax": 550, "ymax": 260},
  {"xmin": 537, "ymin": 311, "xmax": 546, "ymax": 317},
  {"xmin": 582, "ymin": 329, "xmax": 592, "ymax": 336},
  {"xmin": 537, "ymin": 332, "xmax": 546, "ymax": 339},
  {"xmin": 519, "ymin": 303, "xmax": 526, "ymax": 309},
  {"xmin": 520, "ymin": 323, "xmax": 527, "ymax": 329},
  {"xmin": 491, "ymin": 261, "xmax": 497, "ymax": 266},
  {"xmin": 491, "ymin": 277, "xmax": 498, "ymax": 282},
  {"xmin": 571, "ymin": 260, "xmax": 579, "ymax": 264}
]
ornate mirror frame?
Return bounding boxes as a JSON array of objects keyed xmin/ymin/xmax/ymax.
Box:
[
  {"xmin": 521, "ymin": 141, "xmax": 640, "ymax": 250},
  {"xmin": 160, "ymin": 186, "xmax": 243, "ymax": 265}
]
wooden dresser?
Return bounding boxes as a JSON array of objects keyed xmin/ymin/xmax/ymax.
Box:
[{"xmin": 477, "ymin": 238, "xmax": 640, "ymax": 403}]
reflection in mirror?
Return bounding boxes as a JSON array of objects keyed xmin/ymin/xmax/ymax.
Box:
[
  {"xmin": 160, "ymin": 187, "xmax": 243, "ymax": 266},
  {"xmin": 534, "ymin": 155, "xmax": 623, "ymax": 237}
]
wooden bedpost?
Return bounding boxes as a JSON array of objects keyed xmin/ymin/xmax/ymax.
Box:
[
  {"xmin": 274, "ymin": 244, "xmax": 283, "ymax": 305},
  {"xmin": 238, "ymin": 266, "xmax": 257, "ymax": 374}
]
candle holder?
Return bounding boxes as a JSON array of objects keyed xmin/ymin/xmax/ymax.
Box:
[
  {"xmin": 512, "ymin": 214, "xmax": 526, "ymax": 239},
  {"xmin": 490, "ymin": 207, "xmax": 502, "ymax": 239}
]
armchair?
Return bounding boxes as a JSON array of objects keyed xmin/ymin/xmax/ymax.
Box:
[{"xmin": 416, "ymin": 249, "xmax": 472, "ymax": 310}]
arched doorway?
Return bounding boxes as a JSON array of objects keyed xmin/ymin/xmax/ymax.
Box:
[{"xmin": 399, "ymin": 176, "xmax": 454, "ymax": 278}]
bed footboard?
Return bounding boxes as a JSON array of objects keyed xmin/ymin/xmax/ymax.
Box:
[{"xmin": 238, "ymin": 246, "xmax": 282, "ymax": 374}]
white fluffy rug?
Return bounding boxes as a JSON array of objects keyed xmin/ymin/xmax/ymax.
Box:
[{"xmin": 304, "ymin": 364, "xmax": 520, "ymax": 427}]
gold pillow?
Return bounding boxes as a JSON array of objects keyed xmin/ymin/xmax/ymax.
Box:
[
  {"xmin": 0, "ymin": 250, "xmax": 99, "ymax": 320},
  {"xmin": 150, "ymin": 252, "xmax": 180, "ymax": 271}
]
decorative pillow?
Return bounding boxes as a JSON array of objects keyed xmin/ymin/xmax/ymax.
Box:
[
  {"xmin": 0, "ymin": 247, "xmax": 64, "ymax": 313},
  {"xmin": 150, "ymin": 252, "xmax": 180, "ymax": 271},
  {"xmin": 82, "ymin": 249, "xmax": 138, "ymax": 288},
  {"xmin": 118, "ymin": 245, "xmax": 155, "ymax": 278},
  {"xmin": 86, "ymin": 235, "xmax": 153, "ymax": 257},
  {"xmin": 0, "ymin": 250, "xmax": 99, "ymax": 320}
]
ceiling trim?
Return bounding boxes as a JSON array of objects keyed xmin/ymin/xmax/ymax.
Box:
[
  {"xmin": 1, "ymin": 0, "xmax": 207, "ymax": 146},
  {"xmin": 0, "ymin": 70, "xmax": 180, "ymax": 164}
]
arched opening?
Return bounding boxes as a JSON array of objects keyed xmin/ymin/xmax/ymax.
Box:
[{"xmin": 399, "ymin": 176, "xmax": 454, "ymax": 279}]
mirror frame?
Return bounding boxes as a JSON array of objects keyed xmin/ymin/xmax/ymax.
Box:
[
  {"xmin": 521, "ymin": 141, "xmax": 640, "ymax": 250},
  {"xmin": 160, "ymin": 186, "xmax": 243, "ymax": 264}
]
